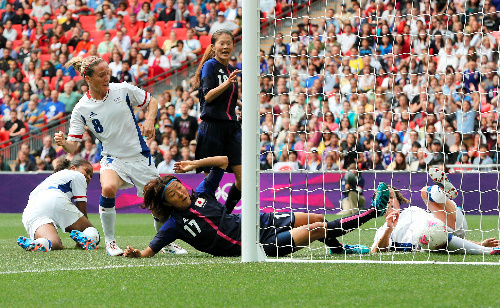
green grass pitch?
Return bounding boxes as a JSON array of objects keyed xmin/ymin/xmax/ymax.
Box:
[{"xmin": 1, "ymin": 213, "xmax": 499, "ymax": 307}]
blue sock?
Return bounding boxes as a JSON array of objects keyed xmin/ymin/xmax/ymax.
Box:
[{"xmin": 99, "ymin": 195, "xmax": 115, "ymax": 208}]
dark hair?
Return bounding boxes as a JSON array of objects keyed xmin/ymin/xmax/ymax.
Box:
[
  {"xmin": 53, "ymin": 159, "xmax": 91, "ymax": 173},
  {"xmin": 142, "ymin": 175, "xmax": 194, "ymax": 220},
  {"xmin": 193, "ymin": 29, "xmax": 234, "ymax": 88}
]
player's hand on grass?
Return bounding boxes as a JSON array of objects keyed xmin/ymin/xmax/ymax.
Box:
[
  {"xmin": 385, "ymin": 208, "xmax": 399, "ymax": 229},
  {"xmin": 174, "ymin": 160, "xmax": 195, "ymax": 173},
  {"xmin": 54, "ymin": 131, "xmax": 65, "ymax": 146},
  {"xmin": 124, "ymin": 246, "xmax": 142, "ymax": 258},
  {"xmin": 481, "ymin": 238, "xmax": 499, "ymax": 247}
]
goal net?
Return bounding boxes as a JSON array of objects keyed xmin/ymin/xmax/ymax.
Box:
[{"xmin": 253, "ymin": 0, "xmax": 500, "ymax": 264}]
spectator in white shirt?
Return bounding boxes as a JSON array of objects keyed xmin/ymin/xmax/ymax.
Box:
[
  {"xmin": 337, "ymin": 24, "xmax": 356, "ymax": 54},
  {"xmin": 112, "ymin": 29, "xmax": 132, "ymax": 55},
  {"xmin": 183, "ymin": 28, "xmax": 202, "ymax": 59},
  {"xmin": 108, "ymin": 52, "xmax": 123, "ymax": 78},
  {"xmin": 437, "ymin": 44, "xmax": 459, "ymax": 73},
  {"xmin": 3, "ymin": 20, "xmax": 17, "ymax": 41},
  {"xmin": 157, "ymin": 150, "xmax": 176, "ymax": 173},
  {"xmin": 403, "ymin": 74, "xmax": 421, "ymax": 102},
  {"xmin": 224, "ymin": 0, "xmax": 238, "ymax": 21},
  {"xmin": 209, "ymin": 11, "xmax": 240, "ymax": 36}
]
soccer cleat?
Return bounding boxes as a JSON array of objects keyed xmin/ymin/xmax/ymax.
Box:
[
  {"xmin": 491, "ymin": 248, "xmax": 500, "ymax": 255},
  {"xmin": 17, "ymin": 236, "xmax": 47, "ymax": 252},
  {"xmin": 161, "ymin": 243, "xmax": 188, "ymax": 255},
  {"xmin": 428, "ymin": 167, "xmax": 458, "ymax": 199},
  {"xmin": 70, "ymin": 230, "xmax": 97, "ymax": 250},
  {"xmin": 343, "ymin": 244, "xmax": 370, "ymax": 254},
  {"xmin": 372, "ymin": 182, "xmax": 390, "ymax": 215},
  {"xmin": 105, "ymin": 240, "xmax": 124, "ymax": 256}
]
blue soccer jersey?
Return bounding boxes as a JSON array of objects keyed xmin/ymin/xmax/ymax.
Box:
[
  {"xmin": 198, "ymin": 58, "xmax": 238, "ymax": 121},
  {"xmin": 149, "ymin": 168, "xmax": 242, "ymax": 256}
]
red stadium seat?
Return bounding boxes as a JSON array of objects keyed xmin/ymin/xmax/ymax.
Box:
[
  {"xmin": 43, "ymin": 23, "xmax": 53, "ymax": 31},
  {"xmin": 90, "ymin": 30, "xmax": 106, "ymax": 40},
  {"xmin": 199, "ymin": 35, "xmax": 212, "ymax": 51},
  {"xmin": 12, "ymin": 39, "xmax": 22, "ymax": 48},
  {"xmin": 156, "ymin": 21, "xmax": 165, "ymax": 29},
  {"xmin": 101, "ymin": 52, "xmax": 111, "ymax": 63},
  {"xmin": 39, "ymin": 53, "xmax": 51, "ymax": 63},
  {"xmin": 80, "ymin": 16, "xmax": 97, "ymax": 31},
  {"xmin": 174, "ymin": 28, "xmax": 187, "ymax": 40},
  {"xmin": 73, "ymin": 75, "xmax": 82, "ymax": 83},
  {"xmin": 12, "ymin": 24, "xmax": 22, "ymax": 39},
  {"xmin": 156, "ymin": 35, "xmax": 168, "ymax": 49}
]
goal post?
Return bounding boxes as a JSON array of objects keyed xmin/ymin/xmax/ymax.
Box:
[{"xmin": 241, "ymin": 0, "xmax": 262, "ymax": 262}]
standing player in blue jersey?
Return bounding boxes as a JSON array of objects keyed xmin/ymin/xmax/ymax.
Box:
[
  {"xmin": 17, "ymin": 159, "xmax": 100, "ymax": 252},
  {"xmin": 192, "ymin": 29, "xmax": 242, "ymax": 214},
  {"xmin": 123, "ymin": 156, "xmax": 391, "ymax": 258},
  {"xmin": 54, "ymin": 55, "xmax": 186, "ymax": 256}
]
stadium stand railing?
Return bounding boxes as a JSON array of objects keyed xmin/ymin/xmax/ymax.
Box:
[{"xmin": 0, "ymin": 114, "xmax": 71, "ymax": 164}]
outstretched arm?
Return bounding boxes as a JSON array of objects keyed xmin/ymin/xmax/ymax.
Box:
[
  {"xmin": 174, "ymin": 156, "xmax": 229, "ymax": 173},
  {"xmin": 123, "ymin": 246, "xmax": 156, "ymax": 258},
  {"xmin": 204, "ymin": 70, "xmax": 240, "ymax": 103}
]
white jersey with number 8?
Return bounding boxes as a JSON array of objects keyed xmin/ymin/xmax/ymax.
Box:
[{"xmin": 67, "ymin": 82, "xmax": 151, "ymax": 159}]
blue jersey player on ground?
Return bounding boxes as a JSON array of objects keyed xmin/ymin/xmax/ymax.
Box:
[
  {"xmin": 123, "ymin": 156, "xmax": 392, "ymax": 258},
  {"xmin": 192, "ymin": 29, "xmax": 243, "ymax": 216}
]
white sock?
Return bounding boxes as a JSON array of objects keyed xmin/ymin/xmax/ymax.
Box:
[
  {"xmin": 447, "ymin": 235, "xmax": 493, "ymax": 255},
  {"xmin": 34, "ymin": 238, "xmax": 52, "ymax": 251},
  {"xmin": 99, "ymin": 205, "xmax": 116, "ymax": 243},
  {"xmin": 82, "ymin": 227, "xmax": 100, "ymax": 245}
]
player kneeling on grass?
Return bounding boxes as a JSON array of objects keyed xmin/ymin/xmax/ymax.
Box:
[
  {"xmin": 123, "ymin": 156, "xmax": 391, "ymax": 258},
  {"xmin": 371, "ymin": 167, "xmax": 500, "ymax": 255},
  {"xmin": 17, "ymin": 159, "xmax": 100, "ymax": 252}
]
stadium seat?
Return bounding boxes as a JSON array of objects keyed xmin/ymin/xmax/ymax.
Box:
[
  {"xmin": 12, "ymin": 24, "xmax": 22, "ymax": 39},
  {"xmin": 43, "ymin": 23, "xmax": 53, "ymax": 31},
  {"xmin": 80, "ymin": 16, "xmax": 97, "ymax": 31},
  {"xmin": 101, "ymin": 52, "xmax": 111, "ymax": 63},
  {"xmin": 39, "ymin": 55, "xmax": 50, "ymax": 65},
  {"xmin": 12, "ymin": 40, "xmax": 22, "ymax": 48},
  {"xmin": 174, "ymin": 28, "xmax": 187, "ymax": 40},
  {"xmin": 90, "ymin": 30, "xmax": 106, "ymax": 40},
  {"xmin": 199, "ymin": 35, "xmax": 212, "ymax": 52},
  {"xmin": 74, "ymin": 76, "xmax": 82, "ymax": 83},
  {"xmin": 156, "ymin": 36, "xmax": 168, "ymax": 48}
]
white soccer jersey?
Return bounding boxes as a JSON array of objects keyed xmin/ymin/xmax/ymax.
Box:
[
  {"xmin": 29, "ymin": 169, "xmax": 88, "ymax": 203},
  {"xmin": 67, "ymin": 82, "xmax": 151, "ymax": 159},
  {"xmin": 372, "ymin": 206, "xmax": 432, "ymax": 250},
  {"xmin": 371, "ymin": 206, "xmax": 469, "ymax": 251}
]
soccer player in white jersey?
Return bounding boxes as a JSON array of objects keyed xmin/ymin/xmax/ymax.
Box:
[
  {"xmin": 17, "ymin": 159, "xmax": 100, "ymax": 252},
  {"xmin": 372, "ymin": 168, "xmax": 500, "ymax": 255},
  {"xmin": 54, "ymin": 55, "xmax": 186, "ymax": 256}
]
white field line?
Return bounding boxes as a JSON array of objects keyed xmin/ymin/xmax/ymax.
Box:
[
  {"xmin": 265, "ymin": 259, "xmax": 500, "ymax": 265},
  {"xmin": 0, "ymin": 260, "xmax": 240, "ymax": 275}
]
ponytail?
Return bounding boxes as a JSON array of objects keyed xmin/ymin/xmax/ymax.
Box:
[
  {"xmin": 193, "ymin": 45, "xmax": 215, "ymax": 89},
  {"xmin": 65, "ymin": 56, "xmax": 104, "ymax": 78}
]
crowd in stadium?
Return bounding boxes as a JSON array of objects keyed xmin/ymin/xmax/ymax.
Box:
[{"xmin": 1, "ymin": 0, "xmax": 500, "ymax": 173}]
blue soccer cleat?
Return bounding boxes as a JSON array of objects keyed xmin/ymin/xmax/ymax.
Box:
[
  {"xmin": 491, "ymin": 248, "xmax": 500, "ymax": 255},
  {"xmin": 17, "ymin": 236, "xmax": 47, "ymax": 252},
  {"xmin": 343, "ymin": 244, "xmax": 370, "ymax": 254},
  {"xmin": 70, "ymin": 230, "xmax": 97, "ymax": 250},
  {"xmin": 372, "ymin": 182, "xmax": 390, "ymax": 216}
]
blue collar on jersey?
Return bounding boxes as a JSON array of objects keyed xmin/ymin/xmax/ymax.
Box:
[{"xmin": 161, "ymin": 178, "xmax": 178, "ymax": 200}]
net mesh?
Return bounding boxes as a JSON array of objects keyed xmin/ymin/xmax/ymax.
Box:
[{"xmin": 258, "ymin": 0, "xmax": 500, "ymax": 262}]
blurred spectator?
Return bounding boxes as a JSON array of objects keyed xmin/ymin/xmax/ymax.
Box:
[
  {"xmin": 103, "ymin": 8, "xmax": 117, "ymax": 30},
  {"xmin": 159, "ymin": 0, "xmax": 176, "ymax": 23},
  {"xmin": 35, "ymin": 135, "xmax": 56, "ymax": 161},
  {"xmin": 194, "ymin": 13, "xmax": 210, "ymax": 37},
  {"xmin": 112, "ymin": 28, "xmax": 132, "ymax": 54},
  {"xmin": 97, "ymin": 32, "xmax": 113, "ymax": 56},
  {"xmin": 473, "ymin": 144, "xmax": 494, "ymax": 171},
  {"xmin": 25, "ymin": 100, "xmax": 45, "ymax": 131},
  {"xmin": 183, "ymin": 28, "xmax": 202, "ymax": 57},
  {"xmin": 137, "ymin": 2, "xmax": 154, "ymax": 23},
  {"xmin": 116, "ymin": 60, "xmax": 134, "ymax": 83},
  {"xmin": 166, "ymin": 40, "xmax": 188, "ymax": 68},
  {"xmin": 14, "ymin": 150, "xmax": 36, "ymax": 172},
  {"xmin": 130, "ymin": 53, "xmax": 148, "ymax": 84},
  {"xmin": 173, "ymin": 102, "xmax": 198, "ymax": 143},
  {"xmin": 1, "ymin": 109, "xmax": 26, "ymax": 142},
  {"xmin": 209, "ymin": 12, "xmax": 240, "ymax": 36},
  {"xmin": 45, "ymin": 90, "xmax": 65, "ymax": 126},
  {"xmin": 59, "ymin": 81, "xmax": 82, "ymax": 113},
  {"xmin": 157, "ymin": 150, "xmax": 175, "ymax": 173},
  {"xmin": 0, "ymin": 153, "xmax": 11, "ymax": 171}
]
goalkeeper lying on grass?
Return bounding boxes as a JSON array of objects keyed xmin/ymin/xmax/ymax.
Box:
[
  {"xmin": 124, "ymin": 156, "xmax": 391, "ymax": 258},
  {"xmin": 371, "ymin": 167, "xmax": 500, "ymax": 255}
]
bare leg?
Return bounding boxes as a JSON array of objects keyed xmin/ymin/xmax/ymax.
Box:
[
  {"xmin": 34, "ymin": 224, "xmax": 63, "ymax": 250},
  {"xmin": 65, "ymin": 216, "xmax": 94, "ymax": 233},
  {"xmin": 290, "ymin": 222, "xmax": 327, "ymax": 248},
  {"xmin": 293, "ymin": 212, "xmax": 325, "ymax": 227},
  {"xmin": 421, "ymin": 186, "xmax": 457, "ymax": 230}
]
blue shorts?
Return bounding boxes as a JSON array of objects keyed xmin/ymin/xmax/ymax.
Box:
[
  {"xmin": 195, "ymin": 120, "xmax": 242, "ymax": 173},
  {"xmin": 259, "ymin": 211, "xmax": 296, "ymax": 257}
]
